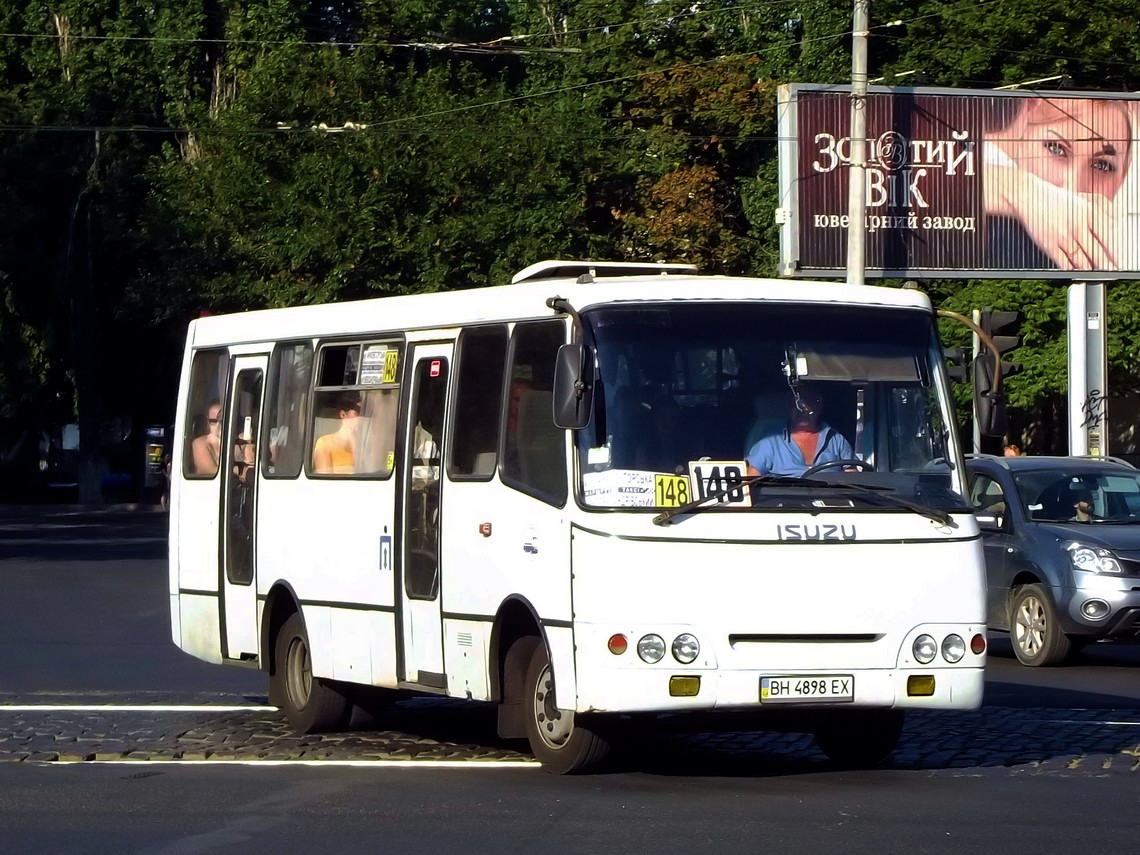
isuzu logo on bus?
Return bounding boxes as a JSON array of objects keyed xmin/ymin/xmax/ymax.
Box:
[{"xmin": 776, "ymin": 524, "xmax": 857, "ymax": 542}]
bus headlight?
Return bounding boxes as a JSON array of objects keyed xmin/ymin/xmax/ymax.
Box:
[
  {"xmin": 637, "ymin": 634, "xmax": 666, "ymax": 663},
  {"xmin": 913, "ymin": 634, "xmax": 937, "ymax": 664},
  {"xmin": 941, "ymin": 634, "xmax": 966, "ymax": 663},
  {"xmin": 671, "ymin": 634, "xmax": 700, "ymax": 664}
]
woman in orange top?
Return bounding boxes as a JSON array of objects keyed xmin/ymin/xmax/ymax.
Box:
[{"xmin": 313, "ymin": 393, "xmax": 361, "ymax": 475}]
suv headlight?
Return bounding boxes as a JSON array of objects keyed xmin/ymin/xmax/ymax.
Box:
[{"xmin": 1067, "ymin": 542, "xmax": 1122, "ymax": 575}]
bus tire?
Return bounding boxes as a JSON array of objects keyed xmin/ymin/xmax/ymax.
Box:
[
  {"xmin": 519, "ymin": 637, "xmax": 611, "ymax": 774},
  {"xmin": 273, "ymin": 612, "xmax": 349, "ymax": 733},
  {"xmin": 813, "ymin": 709, "xmax": 904, "ymax": 768}
]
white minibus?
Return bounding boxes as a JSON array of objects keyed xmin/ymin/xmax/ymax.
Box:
[{"xmin": 170, "ymin": 260, "xmax": 988, "ymax": 773}]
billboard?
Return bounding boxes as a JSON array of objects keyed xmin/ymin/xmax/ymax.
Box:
[{"xmin": 777, "ymin": 84, "xmax": 1140, "ymax": 279}]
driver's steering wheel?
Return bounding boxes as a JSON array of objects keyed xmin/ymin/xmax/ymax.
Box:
[{"xmin": 801, "ymin": 458, "xmax": 874, "ymax": 478}]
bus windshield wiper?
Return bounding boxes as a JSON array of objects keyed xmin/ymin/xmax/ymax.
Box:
[
  {"xmin": 653, "ymin": 475, "xmax": 841, "ymax": 526},
  {"xmin": 806, "ymin": 478, "xmax": 954, "ymax": 526},
  {"xmin": 652, "ymin": 474, "xmax": 954, "ymax": 527}
]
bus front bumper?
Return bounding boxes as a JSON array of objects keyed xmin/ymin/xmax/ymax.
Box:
[{"xmin": 574, "ymin": 665, "xmax": 985, "ymax": 714}]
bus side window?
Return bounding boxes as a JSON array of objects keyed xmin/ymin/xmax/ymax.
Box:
[
  {"xmin": 263, "ymin": 342, "xmax": 313, "ymax": 479},
  {"xmin": 308, "ymin": 341, "xmax": 402, "ymax": 478},
  {"xmin": 448, "ymin": 325, "xmax": 509, "ymax": 479},
  {"xmin": 502, "ymin": 321, "xmax": 567, "ymax": 505},
  {"xmin": 182, "ymin": 349, "xmax": 228, "ymax": 479}
]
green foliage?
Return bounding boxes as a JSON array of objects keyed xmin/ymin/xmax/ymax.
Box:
[{"xmin": 1, "ymin": 0, "xmax": 1139, "ymax": 477}]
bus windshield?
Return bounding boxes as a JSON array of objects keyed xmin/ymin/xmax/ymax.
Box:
[{"xmin": 576, "ymin": 301, "xmax": 967, "ymax": 513}]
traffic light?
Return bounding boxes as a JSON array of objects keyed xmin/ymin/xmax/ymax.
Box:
[
  {"xmin": 973, "ymin": 308, "xmax": 1022, "ymax": 437},
  {"xmin": 973, "ymin": 356, "xmax": 1006, "ymax": 436},
  {"xmin": 978, "ymin": 308, "xmax": 1023, "ymax": 384},
  {"xmin": 944, "ymin": 346, "xmax": 969, "ymax": 382}
]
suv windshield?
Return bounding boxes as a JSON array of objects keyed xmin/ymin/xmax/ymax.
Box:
[
  {"xmin": 576, "ymin": 301, "xmax": 968, "ymax": 513},
  {"xmin": 1014, "ymin": 467, "xmax": 1140, "ymax": 523}
]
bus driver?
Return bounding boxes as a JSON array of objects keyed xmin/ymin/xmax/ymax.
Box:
[{"xmin": 745, "ymin": 383, "xmax": 854, "ymax": 477}]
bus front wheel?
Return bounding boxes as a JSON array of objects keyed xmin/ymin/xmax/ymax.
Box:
[
  {"xmin": 273, "ymin": 612, "xmax": 350, "ymax": 733},
  {"xmin": 519, "ymin": 638, "xmax": 611, "ymax": 774},
  {"xmin": 813, "ymin": 709, "xmax": 904, "ymax": 768}
]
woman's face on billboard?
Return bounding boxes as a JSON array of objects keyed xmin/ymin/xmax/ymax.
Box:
[{"xmin": 1016, "ymin": 99, "xmax": 1131, "ymax": 199}]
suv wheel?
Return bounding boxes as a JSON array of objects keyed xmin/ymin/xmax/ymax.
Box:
[{"xmin": 1010, "ymin": 583, "xmax": 1071, "ymax": 666}]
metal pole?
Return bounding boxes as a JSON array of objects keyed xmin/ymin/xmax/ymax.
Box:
[
  {"xmin": 1088, "ymin": 282, "xmax": 1108, "ymax": 457},
  {"xmin": 1068, "ymin": 284, "xmax": 1088, "ymax": 456},
  {"xmin": 1068, "ymin": 282, "xmax": 1108, "ymax": 457},
  {"xmin": 845, "ymin": 0, "xmax": 869, "ymax": 286},
  {"xmin": 971, "ymin": 309, "xmax": 981, "ymax": 454}
]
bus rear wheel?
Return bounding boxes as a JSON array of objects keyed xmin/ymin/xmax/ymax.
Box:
[
  {"xmin": 273, "ymin": 612, "xmax": 349, "ymax": 733},
  {"xmin": 813, "ymin": 709, "xmax": 904, "ymax": 768},
  {"xmin": 519, "ymin": 638, "xmax": 610, "ymax": 774}
]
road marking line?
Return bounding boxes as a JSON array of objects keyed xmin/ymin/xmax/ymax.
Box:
[
  {"xmin": 0, "ymin": 705, "xmax": 274, "ymax": 713},
  {"xmin": 0, "ymin": 537, "xmax": 164, "ymax": 546},
  {"xmin": 45, "ymin": 759, "xmax": 540, "ymax": 768}
]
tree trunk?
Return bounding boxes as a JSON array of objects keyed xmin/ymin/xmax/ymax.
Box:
[{"xmin": 64, "ymin": 137, "xmax": 103, "ymax": 505}]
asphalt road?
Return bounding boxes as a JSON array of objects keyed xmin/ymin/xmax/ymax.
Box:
[
  {"xmin": 0, "ymin": 507, "xmax": 262, "ymax": 698},
  {"xmin": 1, "ymin": 762, "xmax": 1138, "ymax": 855},
  {"xmin": 2, "ymin": 506, "xmax": 1139, "ymax": 854}
]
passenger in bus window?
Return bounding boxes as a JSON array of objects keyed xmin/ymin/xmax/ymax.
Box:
[
  {"xmin": 745, "ymin": 384, "xmax": 853, "ymax": 477},
  {"xmin": 267, "ymin": 425, "xmax": 287, "ymax": 469},
  {"xmin": 414, "ymin": 421, "xmax": 439, "ymax": 462},
  {"xmin": 191, "ymin": 401, "xmax": 223, "ymax": 476},
  {"xmin": 506, "ymin": 378, "xmax": 532, "ymax": 435},
  {"xmin": 233, "ymin": 434, "xmax": 256, "ymax": 483},
  {"xmin": 313, "ymin": 393, "xmax": 361, "ymax": 475}
]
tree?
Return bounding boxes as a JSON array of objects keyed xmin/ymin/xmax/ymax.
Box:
[{"xmin": 2, "ymin": 0, "xmax": 1139, "ymax": 488}]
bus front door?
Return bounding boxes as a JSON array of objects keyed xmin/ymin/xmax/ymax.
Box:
[
  {"xmin": 398, "ymin": 342, "xmax": 452, "ymax": 688},
  {"xmin": 221, "ymin": 355, "xmax": 267, "ymax": 660}
]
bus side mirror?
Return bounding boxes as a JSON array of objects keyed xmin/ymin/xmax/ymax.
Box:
[
  {"xmin": 552, "ymin": 343, "xmax": 593, "ymax": 430},
  {"xmin": 975, "ymin": 390, "xmax": 1008, "ymax": 437}
]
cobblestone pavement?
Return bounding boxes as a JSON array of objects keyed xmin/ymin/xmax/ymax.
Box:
[{"xmin": 1, "ymin": 693, "xmax": 1138, "ymax": 775}]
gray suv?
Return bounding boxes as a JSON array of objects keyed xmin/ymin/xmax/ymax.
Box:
[{"xmin": 966, "ymin": 454, "xmax": 1140, "ymax": 666}]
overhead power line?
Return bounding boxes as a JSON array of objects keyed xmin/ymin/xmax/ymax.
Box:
[
  {"xmin": 0, "ymin": 0, "xmax": 810, "ymax": 51},
  {"xmin": 0, "ymin": 0, "xmax": 1069, "ymax": 137}
]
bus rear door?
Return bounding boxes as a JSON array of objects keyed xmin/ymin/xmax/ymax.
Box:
[{"xmin": 221, "ymin": 355, "xmax": 267, "ymax": 659}]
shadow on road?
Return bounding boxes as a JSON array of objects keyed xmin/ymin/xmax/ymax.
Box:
[
  {"xmin": 0, "ymin": 509, "xmax": 167, "ymax": 562},
  {"xmin": 985, "ymin": 679, "xmax": 1140, "ymax": 708},
  {"xmin": 340, "ymin": 694, "xmax": 1140, "ymax": 778},
  {"xmin": 987, "ymin": 633, "xmax": 1140, "ymax": 668}
]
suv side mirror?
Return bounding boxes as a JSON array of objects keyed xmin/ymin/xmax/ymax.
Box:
[{"xmin": 974, "ymin": 510, "xmax": 1003, "ymax": 532}]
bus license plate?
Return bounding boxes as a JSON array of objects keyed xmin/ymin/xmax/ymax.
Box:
[{"xmin": 760, "ymin": 675, "xmax": 854, "ymax": 703}]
